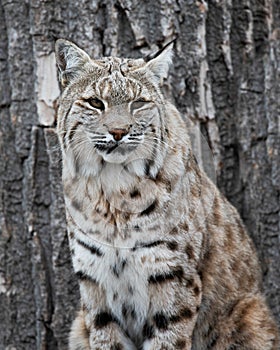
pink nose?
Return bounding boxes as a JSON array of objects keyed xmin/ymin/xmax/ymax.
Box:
[{"xmin": 109, "ymin": 128, "xmax": 128, "ymax": 141}]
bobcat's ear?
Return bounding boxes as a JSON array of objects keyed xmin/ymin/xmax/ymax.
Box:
[
  {"xmin": 144, "ymin": 39, "xmax": 175, "ymax": 83},
  {"xmin": 55, "ymin": 39, "xmax": 91, "ymax": 87}
]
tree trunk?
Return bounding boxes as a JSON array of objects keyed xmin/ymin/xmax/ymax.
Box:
[{"xmin": 0, "ymin": 0, "xmax": 279, "ymax": 348}]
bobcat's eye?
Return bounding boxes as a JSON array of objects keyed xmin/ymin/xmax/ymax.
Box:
[
  {"xmin": 84, "ymin": 97, "xmax": 105, "ymax": 111},
  {"xmin": 131, "ymin": 99, "xmax": 150, "ymax": 113}
]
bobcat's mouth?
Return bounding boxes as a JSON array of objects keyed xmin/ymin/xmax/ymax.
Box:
[
  {"xmin": 95, "ymin": 142, "xmax": 138, "ymax": 163},
  {"xmin": 95, "ymin": 143, "xmax": 119, "ymax": 154}
]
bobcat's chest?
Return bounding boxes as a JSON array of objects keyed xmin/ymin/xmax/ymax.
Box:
[{"xmin": 73, "ymin": 240, "xmax": 150, "ymax": 340}]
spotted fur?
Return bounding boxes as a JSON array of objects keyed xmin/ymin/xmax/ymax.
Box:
[{"xmin": 55, "ymin": 39, "xmax": 279, "ymax": 350}]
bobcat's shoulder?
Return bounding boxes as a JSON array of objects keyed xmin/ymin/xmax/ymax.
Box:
[{"xmin": 55, "ymin": 39, "xmax": 279, "ymax": 350}]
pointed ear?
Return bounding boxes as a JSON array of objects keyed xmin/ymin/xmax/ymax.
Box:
[
  {"xmin": 55, "ymin": 39, "xmax": 91, "ymax": 87},
  {"xmin": 144, "ymin": 39, "xmax": 175, "ymax": 82}
]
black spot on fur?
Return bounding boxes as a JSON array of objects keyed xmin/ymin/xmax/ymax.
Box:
[
  {"xmin": 128, "ymin": 285, "xmax": 134, "ymax": 295},
  {"xmin": 185, "ymin": 243, "xmax": 195, "ymax": 260},
  {"xmin": 170, "ymin": 308, "xmax": 193, "ymax": 323},
  {"xmin": 130, "ymin": 188, "xmax": 141, "ymax": 198},
  {"xmin": 122, "ymin": 304, "xmax": 136, "ymax": 320},
  {"xmin": 112, "ymin": 264, "xmax": 120, "ymax": 277},
  {"xmin": 198, "ymin": 270, "xmax": 203, "ymax": 281},
  {"xmin": 112, "ymin": 259, "xmax": 127, "ymax": 277},
  {"xmin": 122, "ymin": 304, "xmax": 128, "ymax": 319},
  {"xmin": 142, "ymin": 240, "xmax": 165, "ymax": 248},
  {"xmin": 193, "ymin": 285, "xmax": 200, "ymax": 296},
  {"xmin": 167, "ymin": 241, "xmax": 178, "ymax": 250},
  {"xmin": 71, "ymin": 199, "xmax": 82, "ymax": 211},
  {"xmin": 130, "ymin": 308, "xmax": 136, "ymax": 319},
  {"xmin": 153, "ymin": 313, "xmax": 169, "ymax": 330},
  {"xmin": 165, "ymin": 180, "xmax": 172, "ymax": 193},
  {"xmin": 148, "ymin": 273, "xmax": 169, "ymax": 284},
  {"xmin": 180, "ymin": 307, "xmax": 193, "ymax": 319},
  {"xmin": 76, "ymin": 238, "xmax": 103, "ymax": 256},
  {"xmin": 110, "ymin": 343, "xmax": 123, "ymax": 350},
  {"xmin": 142, "ymin": 322, "xmax": 155, "ymax": 339},
  {"xmin": 121, "ymin": 259, "xmax": 127, "ymax": 269},
  {"xmin": 132, "ymin": 240, "xmax": 164, "ymax": 251},
  {"xmin": 140, "ymin": 200, "xmax": 157, "ymax": 216},
  {"xmin": 170, "ymin": 227, "xmax": 179, "ymax": 235},
  {"xmin": 185, "ymin": 277, "xmax": 194, "ymax": 288},
  {"xmin": 175, "ymin": 339, "xmax": 186, "ymax": 349},
  {"xmin": 144, "ymin": 160, "xmax": 152, "ymax": 177},
  {"xmin": 148, "ymin": 266, "xmax": 184, "ymax": 284},
  {"xmin": 181, "ymin": 222, "xmax": 189, "ymax": 231},
  {"xmin": 173, "ymin": 266, "xmax": 184, "ymax": 281},
  {"xmin": 75, "ymin": 271, "xmax": 97, "ymax": 284},
  {"xmin": 113, "ymin": 292, "xmax": 118, "ymax": 301},
  {"xmin": 94, "ymin": 312, "xmax": 114, "ymax": 329},
  {"xmin": 133, "ymin": 240, "xmax": 178, "ymax": 251},
  {"xmin": 122, "ymin": 212, "xmax": 130, "ymax": 221}
]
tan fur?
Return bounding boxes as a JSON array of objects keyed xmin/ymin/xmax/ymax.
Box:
[
  {"xmin": 69, "ymin": 309, "xmax": 90, "ymax": 350},
  {"xmin": 55, "ymin": 39, "xmax": 279, "ymax": 350}
]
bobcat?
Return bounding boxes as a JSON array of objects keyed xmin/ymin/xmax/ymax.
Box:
[{"xmin": 55, "ymin": 39, "xmax": 279, "ymax": 350}]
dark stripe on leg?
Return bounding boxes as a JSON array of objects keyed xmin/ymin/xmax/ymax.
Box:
[
  {"xmin": 169, "ymin": 307, "xmax": 193, "ymax": 323},
  {"xmin": 142, "ymin": 322, "xmax": 155, "ymax": 339},
  {"xmin": 153, "ymin": 312, "xmax": 169, "ymax": 330},
  {"xmin": 148, "ymin": 266, "xmax": 184, "ymax": 284},
  {"xmin": 94, "ymin": 312, "xmax": 118, "ymax": 329}
]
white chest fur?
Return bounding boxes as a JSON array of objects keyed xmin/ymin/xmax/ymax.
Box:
[{"xmin": 70, "ymin": 230, "xmax": 181, "ymax": 345}]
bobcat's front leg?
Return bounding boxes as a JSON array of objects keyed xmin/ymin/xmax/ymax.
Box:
[
  {"xmin": 143, "ymin": 268, "xmax": 202, "ymax": 350},
  {"xmin": 69, "ymin": 309, "xmax": 90, "ymax": 350},
  {"xmin": 87, "ymin": 310, "xmax": 136, "ymax": 350},
  {"xmin": 69, "ymin": 308, "xmax": 136, "ymax": 350},
  {"xmin": 69, "ymin": 279, "xmax": 136, "ymax": 350}
]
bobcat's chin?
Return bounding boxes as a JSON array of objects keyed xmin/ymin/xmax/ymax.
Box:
[{"xmin": 102, "ymin": 152, "xmax": 129, "ymax": 164}]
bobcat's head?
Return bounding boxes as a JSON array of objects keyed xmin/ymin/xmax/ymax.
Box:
[{"xmin": 55, "ymin": 39, "xmax": 174, "ymax": 178}]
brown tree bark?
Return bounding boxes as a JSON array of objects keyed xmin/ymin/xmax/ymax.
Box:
[{"xmin": 0, "ymin": 0, "xmax": 279, "ymax": 348}]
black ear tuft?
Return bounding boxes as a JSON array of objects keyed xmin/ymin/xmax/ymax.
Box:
[
  {"xmin": 143, "ymin": 37, "xmax": 177, "ymax": 63},
  {"xmin": 143, "ymin": 38, "xmax": 176, "ymax": 82}
]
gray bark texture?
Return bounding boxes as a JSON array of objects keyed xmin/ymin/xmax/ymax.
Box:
[{"xmin": 0, "ymin": 0, "xmax": 279, "ymax": 348}]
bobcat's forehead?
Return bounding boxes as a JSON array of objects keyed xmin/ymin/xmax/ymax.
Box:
[
  {"xmin": 83, "ymin": 56, "xmax": 148, "ymax": 104},
  {"xmin": 96, "ymin": 70, "xmax": 143, "ymax": 105},
  {"xmin": 94, "ymin": 56, "xmax": 144, "ymax": 72}
]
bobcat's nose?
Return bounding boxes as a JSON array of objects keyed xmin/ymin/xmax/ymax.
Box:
[{"xmin": 109, "ymin": 128, "xmax": 129, "ymax": 141}]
